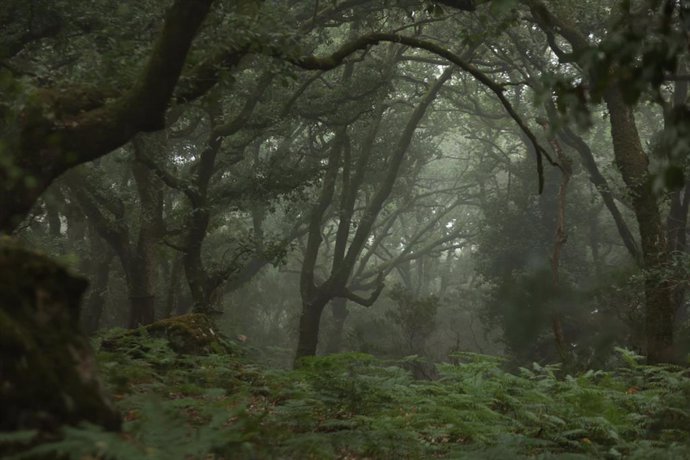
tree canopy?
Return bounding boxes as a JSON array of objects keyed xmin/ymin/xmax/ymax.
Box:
[{"xmin": 4, "ymin": 0, "xmax": 690, "ymax": 456}]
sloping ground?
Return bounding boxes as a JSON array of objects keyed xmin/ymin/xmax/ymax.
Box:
[{"xmin": 5, "ymin": 327, "xmax": 690, "ymax": 459}]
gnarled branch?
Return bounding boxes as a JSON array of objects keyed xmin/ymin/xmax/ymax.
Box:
[{"xmin": 288, "ymin": 32, "xmax": 559, "ymax": 192}]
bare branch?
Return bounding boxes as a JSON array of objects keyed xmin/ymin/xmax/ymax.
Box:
[
  {"xmin": 288, "ymin": 32, "xmax": 559, "ymax": 192},
  {"xmin": 339, "ymin": 272, "xmax": 386, "ymax": 307}
]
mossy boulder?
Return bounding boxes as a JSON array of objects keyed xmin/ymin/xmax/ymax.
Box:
[
  {"xmin": 102, "ymin": 313, "xmax": 233, "ymax": 355},
  {"xmin": 0, "ymin": 242, "xmax": 121, "ymax": 434}
]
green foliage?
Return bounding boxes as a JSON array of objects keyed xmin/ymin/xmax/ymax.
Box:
[
  {"xmin": 386, "ymin": 285, "xmax": 440, "ymax": 355},
  {"xmin": 6, "ymin": 332, "xmax": 690, "ymax": 459}
]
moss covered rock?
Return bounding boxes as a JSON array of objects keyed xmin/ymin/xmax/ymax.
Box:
[
  {"xmin": 102, "ymin": 313, "xmax": 232, "ymax": 355},
  {"xmin": 0, "ymin": 241, "xmax": 121, "ymax": 434}
]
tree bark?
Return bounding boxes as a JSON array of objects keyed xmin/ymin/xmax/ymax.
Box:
[
  {"xmin": 557, "ymin": 126, "xmax": 641, "ymax": 264},
  {"xmin": 544, "ymin": 121, "xmax": 573, "ymax": 361},
  {"xmin": 163, "ymin": 256, "xmax": 184, "ymax": 318},
  {"xmin": 664, "ymin": 70, "xmax": 690, "ymax": 327},
  {"xmin": 324, "ymin": 297, "xmax": 349, "ymax": 354},
  {"xmin": 605, "ymin": 87, "xmax": 676, "ymax": 363},
  {"xmin": 1, "ymin": 0, "xmax": 214, "ymax": 234},
  {"xmin": 295, "ymin": 298, "xmax": 330, "ymax": 361},
  {"xmin": 127, "ymin": 135, "xmax": 165, "ymax": 327},
  {"xmin": 668, "ymin": 184, "xmax": 690, "ymax": 326},
  {"xmin": 81, "ymin": 251, "xmax": 113, "ymax": 334}
]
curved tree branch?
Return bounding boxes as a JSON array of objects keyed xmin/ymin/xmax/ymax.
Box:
[
  {"xmin": 2, "ymin": 0, "xmax": 215, "ymax": 233},
  {"xmin": 288, "ymin": 32, "xmax": 559, "ymax": 192},
  {"xmin": 339, "ymin": 272, "xmax": 386, "ymax": 307}
]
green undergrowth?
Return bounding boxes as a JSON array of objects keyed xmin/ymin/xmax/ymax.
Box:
[{"xmin": 8, "ymin": 331, "xmax": 690, "ymax": 459}]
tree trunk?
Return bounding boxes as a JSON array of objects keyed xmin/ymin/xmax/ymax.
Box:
[
  {"xmin": 543, "ymin": 119, "xmax": 573, "ymax": 361},
  {"xmin": 588, "ymin": 206, "xmax": 604, "ymax": 278},
  {"xmin": 127, "ymin": 134, "xmax": 165, "ymax": 327},
  {"xmin": 181, "ymin": 114, "xmax": 220, "ymax": 313},
  {"xmin": 558, "ymin": 126, "xmax": 641, "ymax": 263},
  {"xmin": 668, "ymin": 184, "xmax": 690, "ymax": 326},
  {"xmin": 183, "ymin": 206, "xmax": 213, "ymax": 311},
  {"xmin": 82, "ymin": 252, "xmax": 113, "ymax": 334},
  {"xmin": 324, "ymin": 297, "xmax": 349, "ymax": 354},
  {"xmin": 605, "ymin": 87, "xmax": 676, "ymax": 363},
  {"xmin": 126, "ymin": 229, "xmax": 159, "ymax": 327},
  {"xmin": 127, "ymin": 295, "xmax": 155, "ymax": 328},
  {"xmin": 0, "ymin": 0, "xmax": 214, "ymax": 235},
  {"xmin": 163, "ymin": 256, "xmax": 183, "ymax": 318},
  {"xmin": 665, "ymin": 71, "xmax": 690, "ymax": 328},
  {"xmin": 294, "ymin": 298, "xmax": 329, "ymax": 365},
  {"xmin": 126, "ymin": 232, "xmax": 158, "ymax": 328}
]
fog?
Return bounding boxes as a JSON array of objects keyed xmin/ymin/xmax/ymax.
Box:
[{"xmin": 3, "ymin": 0, "xmax": 690, "ymax": 457}]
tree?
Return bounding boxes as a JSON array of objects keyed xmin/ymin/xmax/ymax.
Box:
[
  {"xmin": 387, "ymin": 285, "xmax": 441, "ymax": 355},
  {"xmin": 294, "ymin": 45, "xmax": 454, "ymax": 361},
  {"xmin": 1, "ymin": 0, "xmax": 216, "ymax": 233},
  {"xmin": 522, "ymin": 0, "xmax": 688, "ymax": 362},
  {"xmin": 62, "ymin": 133, "xmax": 166, "ymax": 328}
]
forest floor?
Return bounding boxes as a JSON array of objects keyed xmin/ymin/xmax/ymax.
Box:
[{"xmin": 21, "ymin": 330, "xmax": 690, "ymax": 459}]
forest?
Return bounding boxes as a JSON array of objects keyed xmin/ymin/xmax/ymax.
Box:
[{"xmin": 2, "ymin": 0, "xmax": 690, "ymax": 458}]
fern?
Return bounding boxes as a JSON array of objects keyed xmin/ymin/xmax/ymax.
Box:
[{"xmin": 8, "ymin": 333, "xmax": 690, "ymax": 459}]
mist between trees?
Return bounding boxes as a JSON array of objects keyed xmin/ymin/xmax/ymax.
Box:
[{"xmin": 3, "ymin": 0, "xmax": 690, "ymax": 457}]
